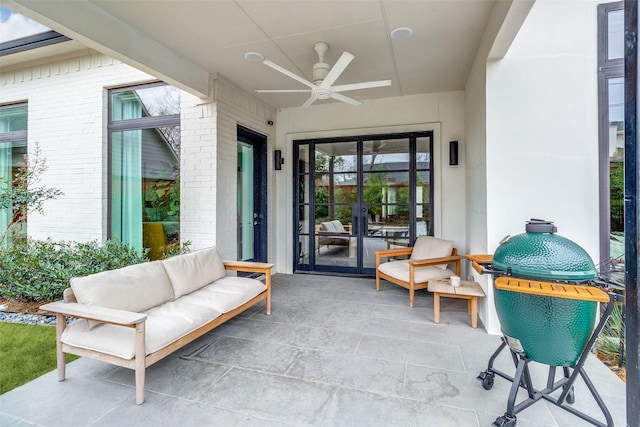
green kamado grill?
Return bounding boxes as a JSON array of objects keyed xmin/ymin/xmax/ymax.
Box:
[{"xmin": 469, "ymin": 219, "xmax": 620, "ymax": 427}]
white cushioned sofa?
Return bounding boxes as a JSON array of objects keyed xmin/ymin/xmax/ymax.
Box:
[{"xmin": 40, "ymin": 246, "xmax": 273, "ymax": 404}]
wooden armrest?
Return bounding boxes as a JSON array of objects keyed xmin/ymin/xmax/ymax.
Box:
[
  {"xmin": 375, "ymin": 247, "xmax": 414, "ymax": 268},
  {"xmin": 375, "ymin": 247, "xmax": 414, "ymax": 258},
  {"xmin": 39, "ymin": 301, "xmax": 147, "ymax": 326},
  {"xmin": 223, "ymin": 260, "xmax": 274, "ymax": 274},
  {"xmin": 409, "ymin": 255, "xmax": 462, "ymax": 268}
]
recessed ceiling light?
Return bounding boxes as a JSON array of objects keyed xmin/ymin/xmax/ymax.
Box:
[
  {"xmin": 390, "ymin": 27, "xmax": 413, "ymax": 40},
  {"xmin": 244, "ymin": 52, "xmax": 264, "ymax": 62}
]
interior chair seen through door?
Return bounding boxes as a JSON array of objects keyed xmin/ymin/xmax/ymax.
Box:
[{"xmin": 375, "ymin": 236, "xmax": 461, "ymax": 307}]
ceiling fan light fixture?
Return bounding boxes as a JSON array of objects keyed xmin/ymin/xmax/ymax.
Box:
[
  {"xmin": 244, "ymin": 52, "xmax": 264, "ymax": 62},
  {"xmin": 390, "ymin": 27, "xmax": 413, "ymax": 40},
  {"xmin": 312, "ymin": 87, "xmax": 332, "ymax": 100}
]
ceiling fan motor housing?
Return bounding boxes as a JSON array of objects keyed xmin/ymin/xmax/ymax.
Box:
[{"xmin": 313, "ymin": 62, "xmax": 330, "ymax": 84}]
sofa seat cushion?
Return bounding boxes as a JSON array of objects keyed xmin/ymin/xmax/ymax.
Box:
[
  {"xmin": 70, "ymin": 261, "xmax": 174, "ymax": 314},
  {"xmin": 162, "ymin": 247, "xmax": 226, "ymax": 298},
  {"xmin": 179, "ymin": 276, "xmax": 266, "ymax": 314},
  {"xmin": 61, "ymin": 301, "xmax": 221, "ymax": 360},
  {"xmin": 378, "ymin": 260, "xmax": 455, "ymax": 284}
]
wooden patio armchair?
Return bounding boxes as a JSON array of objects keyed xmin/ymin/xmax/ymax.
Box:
[{"xmin": 375, "ymin": 236, "xmax": 462, "ymax": 307}]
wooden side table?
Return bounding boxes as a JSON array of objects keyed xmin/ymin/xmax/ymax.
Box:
[{"xmin": 428, "ymin": 279, "xmax": 485, "ymax": 328}]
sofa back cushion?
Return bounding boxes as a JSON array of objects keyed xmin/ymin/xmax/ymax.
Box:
[
  {"xmin": 320, "ymin": 220, "xmax": 346, "ymax": 234},
  {"xmin": 320, "ymin": 221, "xmax": 334, "ymax": 233},
  {"xmin": 331, "ymin": 220, "xmax": 346, "ymax": 233},
  {"xmin": 410, "ymin": 236, "xmax": 454, "ymax": 269},
  {"xmin": 70, "ymin": 261, "xmax": 174, "ymax": 313},
  {"xmin": 162, "ymin": 247, "xmax": 226, "ymax": 298}
]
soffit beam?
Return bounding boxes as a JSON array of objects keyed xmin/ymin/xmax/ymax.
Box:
[{"xmin": 7, "ymin": 0, "xmax": 212, "ymax": 100}]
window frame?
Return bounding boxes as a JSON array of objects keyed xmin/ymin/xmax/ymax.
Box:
[
  {"xmin": 0, "ymin": 102, "xmax": 28, "ymax": 142},
  {"xmin": 106, "ymin": 82, "xmax": 181, "ymax": 244},
  {"xmin": 597, "ymin": 1, "xmax": 625, "ymax": 268}
]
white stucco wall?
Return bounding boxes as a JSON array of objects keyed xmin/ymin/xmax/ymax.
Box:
[
  {"xmin": 486, "ymin": 0, "xmax": 599, "ymax": 256},
  {"xmin": 465, "ymin": 27, "xmax": 492, "ymax": 332},
  {"xmin": 484, "ymin": 0, "xmax": 600, "ymax": 333},
  {"xmin": 275, "ymin": 91, "xmax": 466, "ymax": 273}
]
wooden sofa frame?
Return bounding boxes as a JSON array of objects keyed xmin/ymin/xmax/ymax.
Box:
[{"xmin": 40, "ymin": 260, "xmax": 273, "ymax": 405}]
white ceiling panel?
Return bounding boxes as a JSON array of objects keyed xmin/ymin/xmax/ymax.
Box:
[{"xmin": 8, "ymin": 0, "xmax": 501, "ymax": 109}]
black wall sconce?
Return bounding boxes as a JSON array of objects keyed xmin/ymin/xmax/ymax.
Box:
[
  {"xmin": 449, "ymin": 141, "xmax": 459, "ymax": 166},
  {"xmin": 274, "ymin": 149, "xmax": 284, "ymax": 170}
]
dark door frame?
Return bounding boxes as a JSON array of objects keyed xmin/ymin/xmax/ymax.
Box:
[
  {"xmin": 237, "ymin": 125, "xmax": 267, "ymax": 263},
  {"xmin": 293, "ymin": 131, "xmax": 433, "ymax": 276}
]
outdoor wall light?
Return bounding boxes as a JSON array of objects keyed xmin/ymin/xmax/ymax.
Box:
[
  {"xmin": 274, "ymin": 150, "xmax": 284, "ymax": 170},
  {"xmin": 449, "ymin": 141, "xmax": 459, "ymax": 166}
]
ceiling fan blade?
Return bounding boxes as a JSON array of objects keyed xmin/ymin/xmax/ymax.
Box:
[
  {"xmin": 331, "ymin": 80, "xmax": 391, "ymax": 92},
  {"xmin": 330, "ymin": 92, "xmax": 362, "ymax": 106},
  {"xmin": 255, "ymin": 89, "xmax": 312, "ymax": 93},
  {"xmin": 301, "ymin": 96, "xmax": 317, "ymax": 108},
  {"xmin": 320, "ymin": 51, "xmax": 354, "ymax": 89},
  {"xmin": 263, "ymin": 60, "xmax": 316, "ymax": 89}
]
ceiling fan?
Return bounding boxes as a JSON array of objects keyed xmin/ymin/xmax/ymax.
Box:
[{"xmin": 255, "ymin": 42, "xmax": 391, "ymax": 108}]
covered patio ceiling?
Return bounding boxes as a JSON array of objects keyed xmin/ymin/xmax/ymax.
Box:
[{"xmin": 5, "ymin": 0, "xmax": 533, "ymax": 108}]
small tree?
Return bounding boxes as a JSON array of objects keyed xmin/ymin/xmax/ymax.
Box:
[{"xmin": 0, "ymin": 144, "xmax": 63, "ymax": 245}]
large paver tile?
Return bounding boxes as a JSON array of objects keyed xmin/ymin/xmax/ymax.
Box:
[
  {"xmin": 267, "ymin": 323, "xmax": 362, "ymax": 354},
  {"xmin": 199, "ymin": 368, "xmax": 337, "ymax": 427},
  {"xmin": 323, "ymin": 388, "xmax": 480, "ymax": 427},
  {"xmin": 0, "ymin": 370, "xmax": 133, "ymax": 427},
  {"xmin": 356, "ymin": 335, "xmax": 466, "ymax": 372},
  {"xmin": 286, "ymin": 349, "xmax": 406, "ymax": 397},
  {"xmin": 102, "ymin": 356, "xmax": 231, "ymax": 400},
  {"xmin": 191, "ymin": 336, "xmax": 302, "ymax": 374}
]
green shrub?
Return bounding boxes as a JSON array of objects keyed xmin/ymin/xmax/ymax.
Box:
[
  {"xmin": 596, "ymin": 301, "xmax": 626, "ymax": 366},
  {"xmin": 0, "ymin": 238, "xmax": 147, "ymax": 302}
]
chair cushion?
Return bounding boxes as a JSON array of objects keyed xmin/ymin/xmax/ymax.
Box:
[
  {"xmin": 162, "ymin": 247, "xmax": 226, "ymax": 298},
  {"xmin": 378, "ymin": 260, "xmax": 455, "ymax": 284},
  {"xmin": 178, "ymin": 276, "xmax": 267, "ymax": 313},
  {"xmin": 70, "ymin": 261, "xmax": 174, "ymax": 314},
  {"xmin": 61, "ymin": 300, "xmax": 221, "ymax": 360},
  {"xmin": 410, "ymin": 236, "xmax": 454, "ymax": 269}
]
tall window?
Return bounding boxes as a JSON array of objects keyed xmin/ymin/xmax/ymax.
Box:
[
  {"xmin": 0, "ymin": 103, "xmax": 27, "ymax": 246},
  {"xmin": 108, "ymin": 83, "xmax": 180, "ymax": 260},
  {"xmin": 598, "ymin": 2, "xmax": 624, "ymax": 280}
]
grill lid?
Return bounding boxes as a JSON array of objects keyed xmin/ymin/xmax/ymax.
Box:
[{"xmin": 492, "ymin": 219, "xmax": 598, "ymax": 281}]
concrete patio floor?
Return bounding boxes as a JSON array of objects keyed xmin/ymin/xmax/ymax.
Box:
[{"xmin": 0, "ymin": 274, "xmax": 627, "ymax": 426}]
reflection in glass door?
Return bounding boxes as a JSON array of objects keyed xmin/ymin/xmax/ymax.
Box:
[{"xmin": 295, "ymin": 132, "xmax": 433, "ymax": 276}]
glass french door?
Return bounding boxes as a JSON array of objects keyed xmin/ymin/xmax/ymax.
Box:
[
  {"xmin": 295, "ymin": 132, "xmax": 433, "ymax": 276},
  {"xmin": 237, "ymin": 126, "xmax": 267, "ymax": 263}
]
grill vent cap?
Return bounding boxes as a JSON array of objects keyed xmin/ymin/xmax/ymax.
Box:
[{"xmin": 525, "ymin": 219, "xmax": 557, "ymax": 234}]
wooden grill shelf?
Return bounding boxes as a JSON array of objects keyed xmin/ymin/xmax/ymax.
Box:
[{"xmin": 494, "ymin": 277, "xmax": 609, "ymax": 303}]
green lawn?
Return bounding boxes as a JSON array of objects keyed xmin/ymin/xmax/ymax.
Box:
[{"xmin": 0, "ymin": 322, "xmax": 78, "ymax": 394}]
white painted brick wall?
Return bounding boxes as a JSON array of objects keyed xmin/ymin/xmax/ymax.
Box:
[
  {"xmin": 0, "ymin": 51, "xmax": 207, "ymax": 246},
  {"xmin": 214, "ymin": 76, "xmax": 276, "ymax": 260},
  {"xmin": 1, "ymin": 51, "xmax": 277, "ymax": 261},
  {"xmin": 179, "ymin": 96, "xmax": 218, "ymax": 250},
  {"xmin": 1, "ymin": 51, "xmax": 157, "ymax": 243}
]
